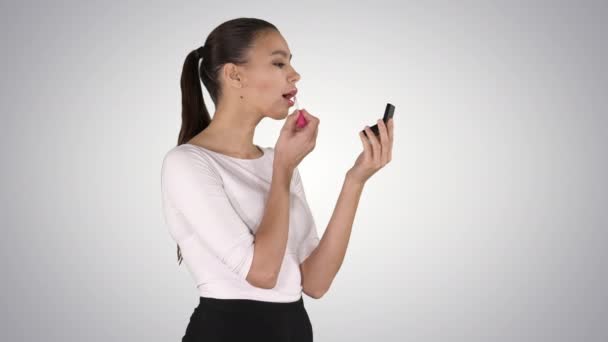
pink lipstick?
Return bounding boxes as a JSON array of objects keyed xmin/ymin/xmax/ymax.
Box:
[{"xmin": 294, "ymin": 96, "xmax": 308, "ymax": 128}]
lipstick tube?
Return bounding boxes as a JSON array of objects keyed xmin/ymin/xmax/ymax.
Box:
[{"xmin": 294, "ymin": 96, "xmax": 308, "ymax": 128}]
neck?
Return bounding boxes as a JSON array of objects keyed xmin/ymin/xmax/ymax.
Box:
[{"xmin": 194, "ymin": 101, "xmax": 263, "ymax": 156}]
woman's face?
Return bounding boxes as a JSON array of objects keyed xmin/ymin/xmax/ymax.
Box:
[{"xmin": 229, "ymin": 30, "xmax": 301, "ymax": 119}]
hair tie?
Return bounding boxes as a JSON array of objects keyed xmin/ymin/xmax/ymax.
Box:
[{"xmin": 195, "ymin": 45, "xmax": 206, "ymax": 59}]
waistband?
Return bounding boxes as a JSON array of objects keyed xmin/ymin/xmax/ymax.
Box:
[{"xmin": 198, "ymin": 295, "xmax": 304, "ymax": 313}]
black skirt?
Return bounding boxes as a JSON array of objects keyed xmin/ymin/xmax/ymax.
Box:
[{"xmin": 182, "ymin": 295, "xmax": 313, "ymax": 342}]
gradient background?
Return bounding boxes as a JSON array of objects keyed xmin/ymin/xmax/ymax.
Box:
[{"xmin": 1, "ymin": 1, "xmax": 607, "ymax": 341}]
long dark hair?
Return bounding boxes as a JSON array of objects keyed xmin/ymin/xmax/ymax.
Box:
[{"xmin": 176, "ymin": 18, "xmax": 278, "ymax": 265}]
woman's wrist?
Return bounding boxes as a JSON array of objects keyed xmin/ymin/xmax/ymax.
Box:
[{"xmin": 345, "ymin": 170, "xmax": 366, "ymax": 188}]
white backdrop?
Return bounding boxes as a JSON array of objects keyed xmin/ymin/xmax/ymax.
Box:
[{"xmin": 1, "ymin": 1, "xmax": 607, "ymax": 341}]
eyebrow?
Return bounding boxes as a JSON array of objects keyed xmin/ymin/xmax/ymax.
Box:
[{"xmin": 270, "ymin": 50, "xmax": 292, "ymax": 60}]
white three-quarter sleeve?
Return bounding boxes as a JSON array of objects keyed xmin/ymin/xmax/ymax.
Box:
[
  {"xmin": 293, "ymin": 168, "xmax": 321, "ymax": 264},
  {"xmin": 161, "ymin": 149, "xmax": 254, "ymax": 280}
]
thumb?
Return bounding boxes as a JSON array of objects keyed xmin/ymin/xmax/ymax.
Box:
[
  {"xmin": 286, "ymin": 109, "xmax": 301, "ymax": 121},
  {"xmin": 300, "ymin": 109, "xmax": 318, "ymax": 124},
  {"xmin": 298, "ymin": 109, "xmax": 318, "ymax": 130},
  {"xmin": 282, "ymin": 109, "xmax": 300, "ymax": 130}
]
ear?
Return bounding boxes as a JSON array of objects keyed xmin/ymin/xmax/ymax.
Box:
[{"xmin": 222, "ymin": 63, "xmax": 244, "ymax": 89}]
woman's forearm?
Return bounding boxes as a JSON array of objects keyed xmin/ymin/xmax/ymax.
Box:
[
  {"xmin": 301, "ymin": 172, "xmax": 365, "ymax": 298},
  {"xmin": 247, "ymin": 163, "xmax": 293, "ymax": 289}
]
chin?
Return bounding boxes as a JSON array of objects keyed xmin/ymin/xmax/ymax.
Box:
[
  {"xmin": 266, "ymin": 106, "xmax": 290, "ymax": 120},
  {"xmin": 275, "ymin": 112, "xmax": 289, "ymax": 120}
]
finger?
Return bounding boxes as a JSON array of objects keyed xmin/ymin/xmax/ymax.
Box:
[
  {"xmin": 388, "ymin": 118, "xmax": 394, "ymax": 161},
  {"xmin": 364, "ymin": 126, "xmax": 380, "ymax": 163},
  {"xmin": 359, "ymin": 130, "xmax": 371, "ymax": 159},
  {"xmin": 304, "ymin": 115, "xmax": 319, "ymax": 137},
  {"xmin": 299, "ymin": 108, "xmax": 319, "ymax": 125},
  {"xmin": 284, "ymin": 110, "xmax": 299, "ymax": 127},
  {"xmin": 289, "ymin": 109, "xmax": 300, "ymax": 119},
  {"xmin": 377, "ymin": 119, "xmax": 389, "ymax": 164},
  {"xmin": 297, "ymin": 109, "xmax": 318, "ymax": 131}
]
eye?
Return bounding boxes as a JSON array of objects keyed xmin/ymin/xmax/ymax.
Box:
[{"xmin": 273, "ymin": 62, "xmax": 286, "ymax": 68}]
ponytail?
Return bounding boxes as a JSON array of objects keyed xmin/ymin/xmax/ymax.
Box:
[{"xmin": 174, "ymin": 17, "xmax": 278, "ymax": 265}]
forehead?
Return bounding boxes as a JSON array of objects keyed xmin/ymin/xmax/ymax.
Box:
[{"xmin": 252, "ymin": 31, "xmax": 292, "ymax": 60}]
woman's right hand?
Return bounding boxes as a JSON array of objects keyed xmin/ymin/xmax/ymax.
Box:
[{"xmin": 274, "ymin": 109, "xmax": 319, "ymax": 171}]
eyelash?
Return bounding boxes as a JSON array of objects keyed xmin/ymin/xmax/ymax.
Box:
[{"xmin": 273, "ymin": 62, "xmax": 286, "ymax": 68}]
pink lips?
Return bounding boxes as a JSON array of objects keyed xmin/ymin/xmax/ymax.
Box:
[
  {"xmin": 284, "ymin": 88, "xmax": 298, "ymax": 97},
  {"xmin": 282, "ymin": 88, "xmax": 298, "ymax": 106}
]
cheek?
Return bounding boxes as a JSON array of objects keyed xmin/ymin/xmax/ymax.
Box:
[
  {"xmin": 251, "ymin": 78, "xmax": 281, "ymax": 102},
  {"xmin": 256, "ymin": 73, "xmax": 277, "ymax": 88},
  {"xmin": 244, "ymin": 69, "xmax": 283, "ymax": 107},
  {"xmin": 248, "ymin": 69, "xmax": 280, "ymax": 93},
  {"xmin": 257, "ymin": 80, "xmax": 274, "ymax": 91}
]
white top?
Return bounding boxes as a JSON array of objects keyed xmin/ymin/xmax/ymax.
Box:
[{"xmin": 160, "ymin": 143, "xmax": 320, "ymax": 302}]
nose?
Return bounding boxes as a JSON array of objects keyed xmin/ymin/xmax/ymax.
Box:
[{"xmin": 289, "ymin": 69, "xmax": 301, "ymax": 83}]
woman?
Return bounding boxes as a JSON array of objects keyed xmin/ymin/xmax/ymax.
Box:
[{"xmin": 160, "ymin": 17, "xmax": 394, "ymax": 342}]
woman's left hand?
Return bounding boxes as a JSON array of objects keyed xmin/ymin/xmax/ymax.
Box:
[{"xmin": 346, "ymin": 118, "xmax": 394, "ymax": 185}]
